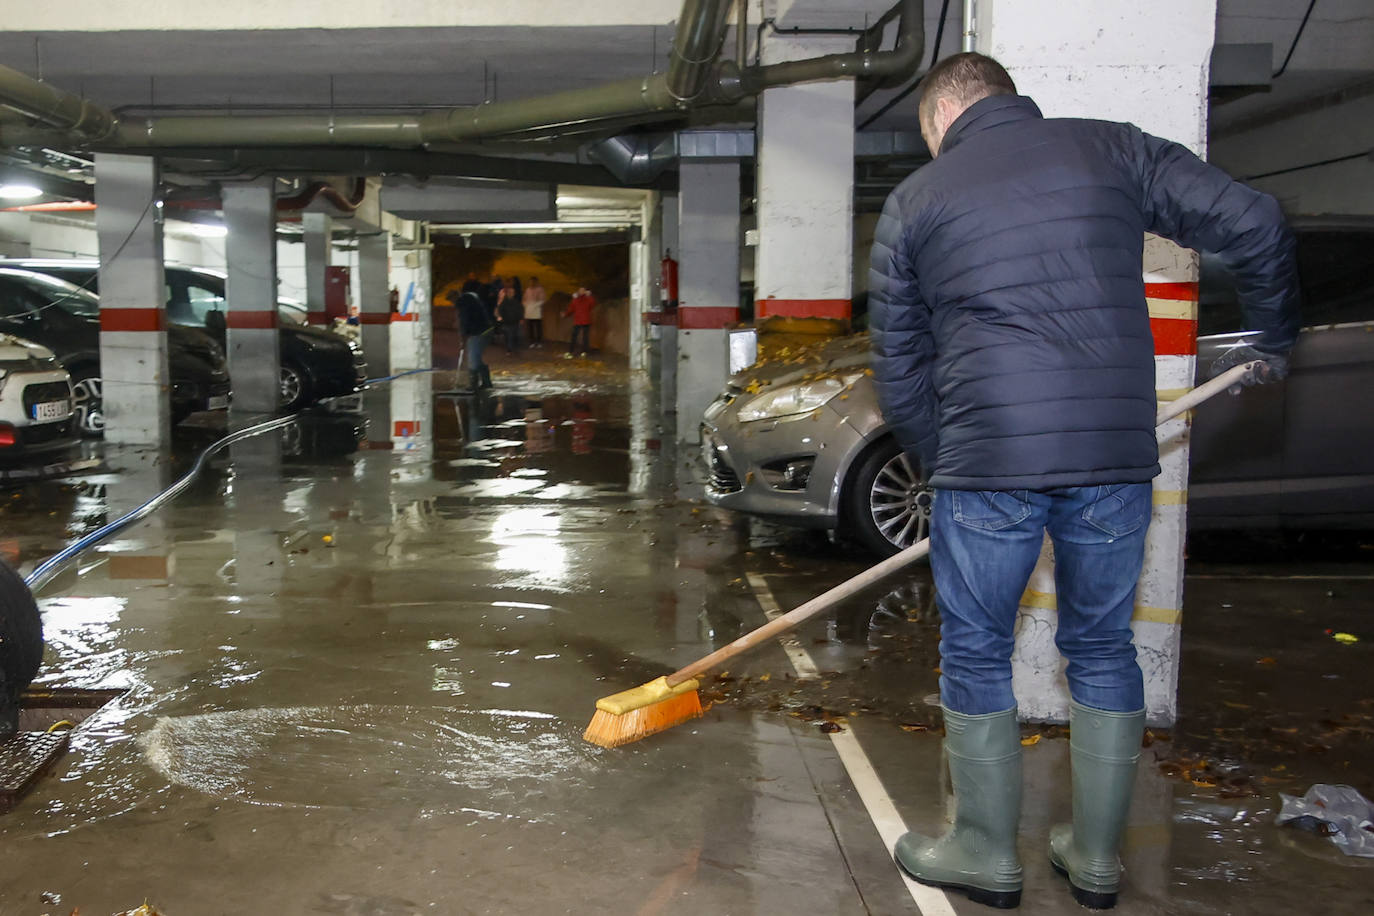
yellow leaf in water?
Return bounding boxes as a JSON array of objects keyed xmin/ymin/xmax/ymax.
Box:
[
  {"xmin": 1020, "ymin": 734, "xmax": 1042, "ymax": 747},
  {"xmin": 1332, "ymin": 632, "xmax": 1359, "ymax": 645},
  {"xmin": 758, "ymin": 673, "xmax": 771, "ymax": 682}
]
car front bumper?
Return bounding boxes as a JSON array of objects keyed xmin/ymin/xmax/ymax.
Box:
[{"xmin": 701, "ymin": 401, "xmax": 869, "ymax": 529}]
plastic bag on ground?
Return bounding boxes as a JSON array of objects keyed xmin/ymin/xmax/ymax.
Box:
[{"xmin": 1275, "ymin": 784, "xmax": 1374, "ymax": 857}]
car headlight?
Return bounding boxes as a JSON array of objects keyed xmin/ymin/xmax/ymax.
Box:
[{"xmin": 736, "ymin": 372, "xmax": 863, "ymax": 423}]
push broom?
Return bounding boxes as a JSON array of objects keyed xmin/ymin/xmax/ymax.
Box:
[{"xmin": 584, "ymin": 360, "xmax": 1262, "ymax": 748}]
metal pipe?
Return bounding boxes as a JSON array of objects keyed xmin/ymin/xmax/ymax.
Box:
[
  {"xmin": 665, "ymin": 0, "xmax": 734, "ymax": 101},
  {"xmin": 963, "ymin": 0, "xmax": 977, "ymax": 53},
  {"xmin": 0, "ymin": 0, "xmax": 921, "ymax": 155},
  {"xmin": 738, "ymin": 0, "xmax": 923, "ymax": 94},
  {"xmin": 0, "ymin": 61, "xmax": 116, "ymax": 141},
  {"xmin": 736, "ymin": 0, "xmax": 748, "ymax": 66}
]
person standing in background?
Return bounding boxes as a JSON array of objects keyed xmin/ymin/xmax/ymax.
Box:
[
  {"xmin": 497, "ymin": 277, "xmax": 523, "ymax": 353},
  {"xmin": 523, "ymin": 276, "xmax": 547, "ymax": 348},
  {"xmin": 564, "ymin": 286, "xmax": 596, "ymax": 359}
]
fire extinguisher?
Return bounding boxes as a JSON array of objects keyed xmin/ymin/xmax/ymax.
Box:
[{"xmin": 660, "ymin": 250, "xmax": 679, "ymax": 312}]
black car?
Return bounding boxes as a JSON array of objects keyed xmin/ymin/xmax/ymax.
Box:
[
  {"xmin": 3, "ymin": 260, "xmax": 367, "ymax": 411},
  {"xmin": 0, "ymin": 268, "xmax": 230, "ymax": 436}
]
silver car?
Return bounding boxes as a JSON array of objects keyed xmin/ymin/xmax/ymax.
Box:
[{"xmin": 703, "ymin": 221, "xmax": 1374, "ymax": 555}]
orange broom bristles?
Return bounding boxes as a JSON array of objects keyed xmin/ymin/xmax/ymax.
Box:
[{"xmin": 582, "ymin": 688, "xmax": 704, "ymax": 748}]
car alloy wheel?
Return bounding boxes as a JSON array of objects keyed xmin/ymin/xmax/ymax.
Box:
[
  {"xmin": 71, "ymin": 375, "xmax": 105, "ymax": 437},
  {"xmin": 280, "ymin": 364, "xmax": 305, "ymax": 410},
  {"xmin": 868, "ymin": 450, "xmax": 932, "ymax": 551}
]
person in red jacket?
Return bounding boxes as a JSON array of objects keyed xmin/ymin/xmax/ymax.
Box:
[{"xmin": 563, "ymin": 287, "xmax": 596, "ymax": 358}]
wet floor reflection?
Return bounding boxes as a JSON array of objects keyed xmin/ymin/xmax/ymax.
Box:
[{"xmin": 0, "ymin": 366, "xmax": 1369, "ymax": 914}]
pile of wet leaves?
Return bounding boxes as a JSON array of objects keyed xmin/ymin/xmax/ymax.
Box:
[
  {"xmin": 700, "ymin": 666, "xmax": 938, "ymax": 737},
  {"xmin": 1165, "ymin": 699, "xmax": 1374, "ymax": 799}
]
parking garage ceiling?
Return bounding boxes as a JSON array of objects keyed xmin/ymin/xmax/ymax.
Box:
[{"xmin": 0, "ymin": 0, "xmax": 1369, "ymax": 210}]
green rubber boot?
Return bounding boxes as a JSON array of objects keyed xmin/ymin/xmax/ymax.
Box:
[
  {"xmin": 1049, "ymin": 702, "xmax": 1146, "ymax": 910},
  {"xmin": 894, "ymin": 706, "xmax": 1023, "ymax": 909}
]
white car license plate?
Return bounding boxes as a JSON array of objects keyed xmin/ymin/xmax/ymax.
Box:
[
  {"xmin": 33, "ymin": 400, "xmax": 71, "ymax": 422},
  {"xmin": 207, "ymin": 395, "xmax": 230, "ymax": 410}
]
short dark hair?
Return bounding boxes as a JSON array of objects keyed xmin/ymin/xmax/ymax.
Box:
[{"xmin": 918, "ymin": 53, "xmax": 1017, "ymax": 131}]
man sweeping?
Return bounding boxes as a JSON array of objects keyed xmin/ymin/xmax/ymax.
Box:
[{"xmin": 868, "ymin": 53, "xmax": 1300, "ymax": 909}]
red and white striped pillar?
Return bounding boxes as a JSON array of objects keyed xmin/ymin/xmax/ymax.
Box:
[
  {"xmin": 983, "ymin": 0, "xmax": 1218, "ymax": 726},
  {"xmin": 94, "ymin": 153, "xmax": 171, "ymax": 445},
  {"xmin": 303, "ymin": 212, "xmax": 332, "ymax": 327},
  {"xmin": 224, "ymin": 178, "xmax": 282, "ymax": 414},
  {"xmin": 675, "ymin": 160, "xmax": 741, "ymax": 442},
  {"xmin": 754, "ymin": 28, "xmax": 856, "ymax": 324},
  {"xmin": 358, "ymin": 232, "xmax": 392, "ymax": 380}
]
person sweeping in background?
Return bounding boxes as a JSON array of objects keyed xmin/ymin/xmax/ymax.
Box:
[
  {"xmin": 450, "ymin": 280, "xmax": 494, "ymax": 392},
  {"xmin": 868, "ymin": 53, "xmax": 1299, "ymax": 910}
]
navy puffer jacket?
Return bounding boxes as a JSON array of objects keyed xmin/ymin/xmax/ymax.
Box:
[{"xmin": 869, "ymin": 95, "xmax": 1300, "ymax": 491}]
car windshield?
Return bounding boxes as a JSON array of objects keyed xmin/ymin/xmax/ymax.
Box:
[
  {"xmin": 279, "ymin": 300, "xmax": 307, "ymax": 325},
  {"xmin": 15, "ymin": 271, "xmax": 101, "ymax": 317}
]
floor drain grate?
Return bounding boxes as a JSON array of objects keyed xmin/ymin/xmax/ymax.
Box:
[{"xmin": 0, "ymin": 687, "xmax": 125, "ymax": 814}]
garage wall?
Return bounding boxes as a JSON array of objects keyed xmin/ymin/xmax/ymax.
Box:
[{"xmin": 1210, "ymin": 91, "xmax": 1374, "ymax": 216}]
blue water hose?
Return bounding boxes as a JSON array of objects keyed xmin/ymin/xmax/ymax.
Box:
[
  {"xmin": 25, "ymin": 367, "xmax": 441, "ymax": 592},
  {"xmin": 364, "ymin": 367, "xmax": 437, "ymax": 386},
  {"xmin": 24, "ymin": 414, "xmax": 298, "ymax": 592}
]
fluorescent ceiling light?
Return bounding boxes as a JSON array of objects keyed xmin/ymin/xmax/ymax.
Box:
[{"xmin": 0, "ymin": 184, "xmax": 43, "ymax": 201}]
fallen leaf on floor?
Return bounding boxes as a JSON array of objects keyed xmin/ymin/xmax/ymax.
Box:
[
  {"xmin": 1020, "ymin": 734, "xmax": 1042, "ymax": 747},
  {"xmin": 1257, "ymin": 656, "xmax": 1277, "ymax": 666},
  {"xmin": 899, "ymin": 723, "xmax": 930, "ymax": 733}
]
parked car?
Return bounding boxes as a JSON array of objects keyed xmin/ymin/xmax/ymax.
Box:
[
  {"xmin": 2, "ymin": 260, "xmax": 367, "ymax": 411},
  {"xmin": 0, "ymin": 332, "xmax": 79, "ymax": 462},
  {"xmin": 703, "ymin": 221, "xmax": 1374, "ymax": 555},
  {"xmin": 0, "ymin": 268, "xmax": 230, "ymax": 436}
]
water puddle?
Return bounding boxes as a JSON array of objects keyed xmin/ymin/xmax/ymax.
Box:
[{"xmin": 142, "ymin": 704, "xmax": 598, "ymax": 811}]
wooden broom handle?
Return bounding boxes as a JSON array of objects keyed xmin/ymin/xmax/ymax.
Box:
[
  {"xmin": 666, "ymin": 538, "xmax": 931, "ymax": 686},
  {"xmin": 665, "ymin": 360, "xmax": 1261, "ymax": 689}
]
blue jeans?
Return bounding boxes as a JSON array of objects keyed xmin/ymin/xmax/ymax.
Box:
[{"xmin": 931, "ymin": 484, "xmax": 1151, "ymax": 715}]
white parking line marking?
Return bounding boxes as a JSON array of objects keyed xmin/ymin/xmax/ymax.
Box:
[{"xmin": 746, "ymin": 572, "xmax": 959, "ymax": 916}]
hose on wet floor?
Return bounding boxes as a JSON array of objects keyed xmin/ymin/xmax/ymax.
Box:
[{"xmin": 24, "ymin": 414, "xmax": 298, "ymax": 592}]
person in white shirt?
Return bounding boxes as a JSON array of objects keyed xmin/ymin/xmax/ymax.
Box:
[{"xmin": 522, "ymin": 277, "xmax": 547, "ymax": 348}]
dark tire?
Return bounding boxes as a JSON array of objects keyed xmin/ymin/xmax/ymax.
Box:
[
  {"xmin": 843, "ymin": 437, "xmax": 934, "ymax": 558},
  {"xmin": 0, "ymin": 559, "xmax": 43, "ymax": 735},
  {"xmin": 280, "ymin": 362, "xmax": 312, "ymax": 412},
  {"xmin": 71, "ymin": 369, "xmax": 105, "ymax": 438}
]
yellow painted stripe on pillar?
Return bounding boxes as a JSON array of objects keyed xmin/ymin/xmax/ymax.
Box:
[
  {"xmin": 1155, "ymin": 387, "xmax": 1190, "ymax": 402},
  {"xmin": 1153, "ymin": 489, "xmax": 1187, "ymax": 505},
  {"xmin": 1021, "ymin": 588, "xmax": 1058, "ymax": 611},
  {"xmin": 1018, "ymin": 588, "xmax": 1182, "ymax": 626},
  {"xmin": 1133, "ymin": 606, "xmax": 1184, "ymax": 625},
  {"xmin": 1146, "ymin": 298, "xmax": 1197, "ymax": 321}
]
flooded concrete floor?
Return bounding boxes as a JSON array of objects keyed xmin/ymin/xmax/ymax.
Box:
[{"xmin": 0, "ymin": 350, "xmax": 1371, "ymax": 915}]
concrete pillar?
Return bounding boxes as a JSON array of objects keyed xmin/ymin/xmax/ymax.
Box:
[
  {"xmin": 358, "ymin": 233, "xmax": 392, "ymax": 379},
  {"xmin": 223, "ymin": 178, "xmax": 281, "ymax": 415},
  {"xmin": 675, "ymin": 162, "xmax": 739, "ymax": 443},
  {"xmin": 94, "ymin": 153, "xmax": 170, "ymax": 445},
  {"xmin": 389, "ymin": 245, "xmax": 431, "ymax": 373},
  {"xmin": 754, "ymin": 31, "xmax": 856, "ymax": 322},
  {"xmin": 303, "ymin": 212, "xmax": 332, "ymax": 326},
  {"xmin": 982, "ymin": 0, "xmax": 1217, "ymax": 726},
  {"xmin": 659, "ymin": 191, "xmax": 680, "ymax": 414},
  {"xmin": 628, "ymin": 191, "xmax": 660, "ymax": 373}
]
